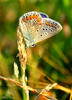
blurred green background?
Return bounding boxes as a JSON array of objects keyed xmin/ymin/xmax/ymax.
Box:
[{"xmin": 0, "ymin": 0, "xmax": 72, "ymax": 100}]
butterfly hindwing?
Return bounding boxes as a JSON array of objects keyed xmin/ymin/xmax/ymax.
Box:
[{"xmin": 34, "ymin": 18, "xmax": 62, "ymax": 43}]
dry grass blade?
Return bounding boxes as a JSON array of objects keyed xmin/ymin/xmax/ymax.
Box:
[
  {"xmin": 0, "ymin": 53, "xmax": 22, "ymax": 100},
  {"xmin": 17, "ymin": 26, "xmax": 29, "ymax": 100},
  {"xmin": 28, "ymin": 63, "xmax": 71, "ymax": 94},
  {"xmin": 55, "ymin": 84, "xmax": 71, "ymax": 94},
  {"xmin": 14, "ymin": 62, "xmax": 19, "ymax": 79},
  {"xmin": 0, "ymin": 76, "xmax": 39, "ymax": 94},
  {"xmin": 35, "ymin": 83, "xmax": 57, "ymax": 100},
  {"xmin": 0, "ymin": 76, "xmax": 58, "ymax": 100}
]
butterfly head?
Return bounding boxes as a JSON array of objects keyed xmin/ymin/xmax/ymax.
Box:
[{"xmin": 31, "ymin": 43, "xmax": 35, "ymax": 47}]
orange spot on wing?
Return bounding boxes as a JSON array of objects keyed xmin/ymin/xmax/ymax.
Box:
[
  {"xmin": 25, "ymin": 17, "xmax": 29, "ymax": 20},
  {"xmin": 46, "ymin": 22, "xmax": 48, "ymax": 25},
  {"xmin": 35, "ymin": 16, "xmax": 38, "ymax": 19},
  {"xmin": 22, "ymin": 20, "xmax": 25, "ymax": 22},
  {"xmin": 30, "ymin": 15, "xmax": 35, "ymax": 19},
  {"xmin": 49, "ymin": 24, "xmax": 52, "ymax": 26},
  {"xmin": 37, "ymin": 19, "xmax": 40, "ymax": 22},
  {"xmin": 29, "ymin": 16, "xmax": 32, "ymax": 19},
  {"xmin": 39, "ymin": 22, "xmax": 42, "ymax": 25},
  {"xmin": 33, "ymin": 15, "xmax": 35, "ymax": 18},
  {"xmin": 52, "ymin": 25, "xmax": 54, "ymax": 27}
]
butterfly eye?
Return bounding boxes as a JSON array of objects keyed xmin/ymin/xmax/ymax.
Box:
[{"xmin": 31, "ymin": 44, "xmax": 35, "ymax": 47}]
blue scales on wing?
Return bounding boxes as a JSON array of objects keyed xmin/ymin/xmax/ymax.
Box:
[{"xmin": 39, "ymin": 12, "xmax": 49, "ymax": 18}]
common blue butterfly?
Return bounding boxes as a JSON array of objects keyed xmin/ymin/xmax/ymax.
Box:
[{"xmin": 19, "ymin": 11, "xmax": 62, "ymax": 47}]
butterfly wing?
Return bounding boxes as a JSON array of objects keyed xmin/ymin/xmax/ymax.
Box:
[
  {"xmin": 19, "ymin": 11, "xmax": 43, "ymax": 47},
  {"xmin": 39, "ymin": 12, "xmax": 49, "ymax": 18},
  {"xmin": 34, "ymin": 18, "xmax": 62, "ymax": 43}
]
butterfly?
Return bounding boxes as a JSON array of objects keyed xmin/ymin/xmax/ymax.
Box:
[{"xmin": 19, "ymin": 11, "xmax": 62, "ymax": 47}]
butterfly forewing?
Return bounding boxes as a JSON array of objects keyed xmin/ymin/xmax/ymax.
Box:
[
  {"xmin": 19, "ymin": 11, "xmax": 43, "ymax": 46},
  {"xmin": 34, "ymin": 18, "xmax": 62, "ymax": 44}
]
